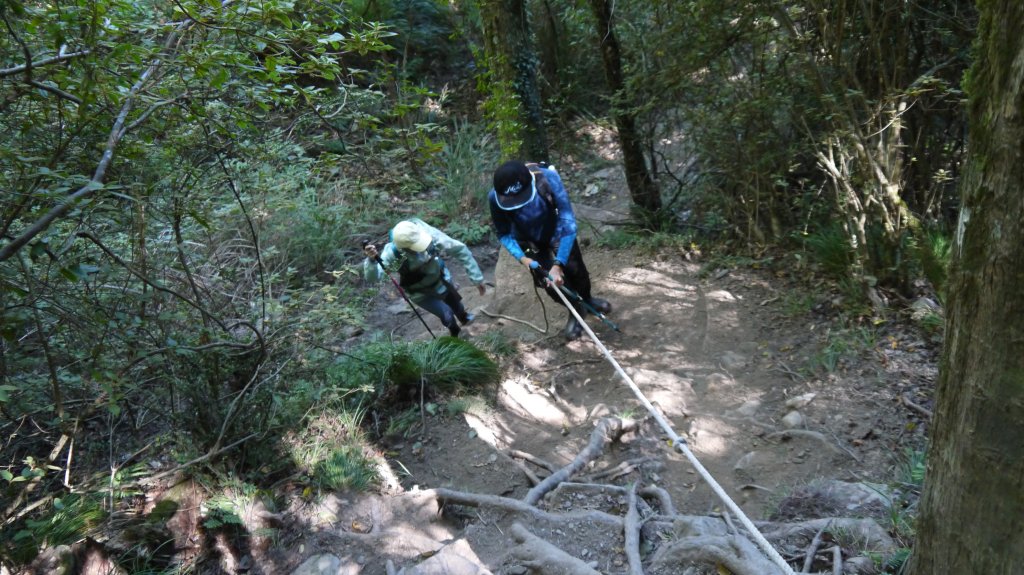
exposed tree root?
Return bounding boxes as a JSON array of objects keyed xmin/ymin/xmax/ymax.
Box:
[
  {"xmin": 509, "ymin": 523, "xmax": 600, "ymax": 575},
  {"xmin": 430, "ymin": 488, "xmax": 623, "ymax": 527},
  {"xmin": 525, "ymin": 417, "xmax": 639, "ymax": 505},
  {"xmin": 649, "ymin": 515, "xmax": 785, "ymax": 575},
  {"xmin": 639, "ymin": 485, "xmax": 676, "ymax": 515},
  {"xmin": 586, "ymin": 456, "xmax": 652, "ymax": 482},
  {"xmin": 507, "ymin": 449, "xmax": 559, "ymax": 473},
  {"xmin": 624, "ymin": 483, "xmax": 643, "ymax": 575},
  {"xmin": 757, "ymin": 517, "xmax": 896, "ymax": 553}
]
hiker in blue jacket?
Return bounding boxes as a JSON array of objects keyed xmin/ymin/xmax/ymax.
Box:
[
  {"xmin": 488, "ymin": 160, "xmax": 612, "ymax": 340},
  {"xmin": 363, "ymin": 219, "xmax": 486, "ymax": 337}
]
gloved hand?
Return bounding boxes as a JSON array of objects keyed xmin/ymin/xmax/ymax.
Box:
[{"xmin": 528, "ymin": 260, "xmax": 548, "ymax": 282}]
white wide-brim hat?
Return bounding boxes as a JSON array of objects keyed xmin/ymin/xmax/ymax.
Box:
[{"xmin": 392, "ymin": 221, "xmax": 431, "ymax": 252}]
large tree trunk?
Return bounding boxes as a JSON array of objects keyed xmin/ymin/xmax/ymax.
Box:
[
  {"xmin": 588, "ymin": 0, "xmax": 661, "ymax": 212},
  {"xmin": 479, "ymin": 0, "xmax": 549, "ymax": 161},
  {"xmin": 908, "ymin": 2, "xmax": 1024, "ymax": 573}
]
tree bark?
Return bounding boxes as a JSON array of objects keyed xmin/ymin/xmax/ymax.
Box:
[
  {"xmin": 479, "ymin": 0, "xmax": 549, "ymax": 161},
  {"xmin": 588, "ymin": 0, "xmax": 661, "ymax": 212},
  {"xmin": 908, "ymin": 2, "xmax": 1024, "ymax": 573}
]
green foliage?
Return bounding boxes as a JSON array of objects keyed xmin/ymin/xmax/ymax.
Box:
[
  {"xmin": 595, "ymin": 228, "xmax": 693, "ymax": 256},
  {"xmin": 802, "ymin": 225, "xmax": 857, "ymax": 278},
  {"xmin": 436, "ymin": 120, "xmax": 499, "ymax": 218},
  {"xmin": 326, "ymin": 336, "xmax": 499, "ymax": 401},
  {"xmin": 312, "ymin": 446, "xmax": 377, "ymax": 492},
  {"xmin": 444, "ymin": 395, "xmax": 489, "ymax": 418},
  {"xmin": 5, "ymin": 495, "xmax": 106, "ymax": 563},
  {"xmin": 283, "ymin": 407, "xmax": 378, "ymax": 493},
  {"xmin": 475, "ymin": 330, "xmax": 517, "ymax": 357},
  {"xmin": 444, "ymin": 219, "xmax": 492, "ymax": 246}
]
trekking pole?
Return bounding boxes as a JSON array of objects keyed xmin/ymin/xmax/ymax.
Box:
[
  {"xmin": 530, "ymin": 263, "xmax": 620, "ymax": 332},
  {"xmin": 364, "ymin": 241, "xmax": 436, "ymax": 339}
]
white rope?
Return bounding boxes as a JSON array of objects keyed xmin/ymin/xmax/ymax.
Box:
[{"xmin": 553, "ymin": 287, "xmax": 797, "ymax": 575}]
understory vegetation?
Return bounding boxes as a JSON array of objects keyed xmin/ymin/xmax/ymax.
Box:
[{"xmin": 1, "ymin": 0, "xmax": 974, "ymax": 571}]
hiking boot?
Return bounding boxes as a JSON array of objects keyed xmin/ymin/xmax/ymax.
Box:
[
  {"xmin": 564, "ymin": 316, "xmax": 584, "ymax": 341},
  {"xmin": 587, "ymin": 297, "xmax": 612, "ymax": 315},
  {"xmin": 564, "ymin": 305, "xmax": 587, "ymax": 341},
  {"xmin": 448, "ymin": 322, "xmax": 461, "ymax": 338},
  {"xmin": 459, "ymin": 312, "xmax": 476, "ymax": 325}
]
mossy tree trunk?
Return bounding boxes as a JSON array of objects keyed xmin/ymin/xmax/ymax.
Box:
[
  {"xmin": 479, "ymin": 0, "xmax": 549, "ymax": 161},
  {"xmin": 587, "ymin": 0, "xmax": 661, "ymax": 212},
  {"xmin": 908, "ymin": 2, "xmax": 1024, "ymax": 573}
]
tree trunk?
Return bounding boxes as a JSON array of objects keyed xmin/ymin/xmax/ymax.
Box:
[
  {"xmin": 908, "ymin": 2, "xmax": 1024, "ymax": 573},
  {"xmin": 479, "ymin": 0, "xmax": 549, "ymax": 161},
  {"xmin": 587, "ymin": 0, "xmax": 661, "ymax": 212}
]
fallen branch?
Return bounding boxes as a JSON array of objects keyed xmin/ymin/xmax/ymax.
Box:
[
  {"xmin": 507, "ymin": 449, "xmax": 559, "ymax": 473},
  {"xmin": 431, "ymin": 488, "xmax": 622, "ymax": 527},
  {"xmin": 624, "ymin": 484, "xmax": 643, "ymax": 575},
  {"xmin": 525, "ymin": 417, "xmax": 639, "ymax": 505},
  {"xmin": 900, "ymin": 394, "xmax": 933, "ymax": 418},
  {"xmin": 480, "ymin": 308, "xmax": 547, "ymax": 333},
  {"xmin": 801, "ymin": 521, "xmax": 829, "ymax": 573},
  {"xmin": 831, "ymin": 545, "xmax": 842, "ymax": 575},
  {"xmin": 586, "ymin": 456, "xmax": 651, "ymax": 482},
  {"xmin": 536, "ymin": 359, "xmax": 601, "ymax": 373},
  {"xmin": 511, "ymin": 458, "xmax": 543, "ymax": 486},
  {"xmin": 146, "ymin": 433, "xmax": 258, "ymax": 482},
  {"xmin": 509, "ymin": 522, "xmax": 601, "ymax": 575}
]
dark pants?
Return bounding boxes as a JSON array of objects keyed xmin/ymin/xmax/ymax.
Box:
[
  {"xmin": 417, "ymin": 285, "xmax": 469, "ymax": 330},
  {"xmin": 525, "ymin": 240, "xmax": 592, "ymax": 308}
]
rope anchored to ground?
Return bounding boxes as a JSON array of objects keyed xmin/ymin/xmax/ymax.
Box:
[{"xmin": 547, "ymin": 277, "xmax": 797, "ymax": 575}]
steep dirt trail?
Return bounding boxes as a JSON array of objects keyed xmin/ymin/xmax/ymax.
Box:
[{"xmin": 309, "ymin": 164, "xmax": 934, "ymax": 574}]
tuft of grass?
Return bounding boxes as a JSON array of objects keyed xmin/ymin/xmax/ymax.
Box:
[
  {"xmin": 475, "ymin": 330, "xmax": 517, "ymax": 357},
  {"xmin": 325, "ymin": 337, "xmax": 498, "ymax": 405},
  {"xmin": 596, "ymin": 228, "xmax": 692, "ymax": 256},
  {"xmin": 410, "ymin": 336, "xmax": 499, "ymax": 394},
  {"xmin": 6, "ymin": 494, "xmax": 107, "ymax": 563},
  {"xmin": 445, "ymin": 395, "xmax": 489, "ymax": 417},
  {"xmin": 385, "ymin": 407, "xmax": 422, "ymax": 438},
  {"xmin": 803, "ymin": 224, "xmax": 855, "ymax": 277},
  {"xmin": 436, "ymin": 120, "xmax": 498, "ymax": 218},
  {"xmin": 286, "ymin": 406, "xmax": 378, "ymax": 494},
  {"xmin": 312, "ymin": 446, "xmax": 377, "ymax": 492}
]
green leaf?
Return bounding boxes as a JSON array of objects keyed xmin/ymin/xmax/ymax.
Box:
[
  {"xmin": 318, "ymin": 32, "xmax": 344, "ymax": 45},
  {"xmin": 59, "ymin": 266, "xmax": 81, "ymax": 282},
  {"xmin": 0, "ymin": 385, "xmax": 17, "ymax": 402},
  {"xmin": 54, "ymin": 498, "xmax": 64, "ymax": 510},
  {"xmin": 1, "ymin": 470, "xmax": 12, "ymax": 482}
]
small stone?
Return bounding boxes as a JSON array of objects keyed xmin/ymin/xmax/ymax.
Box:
[
  {"xmin": 785, "ymin": 392, "xmax": 817, "ymax": 410},
  {"xmin": 736, "ymin": 399, "xmax": 761, "ymax": 417},
  {"xmin": 781, "ymin": 410, "xmax": 804, "ymax": 428},
  {"xmin": 507, "ymin": 567, "xmax": 528, "ymax": 575}
]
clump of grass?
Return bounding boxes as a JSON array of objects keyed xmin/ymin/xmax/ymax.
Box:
[
  {"xmin": 313, "ymin": 446, "xmax": 377, "ymax": 492},
  {"xmin": 412, "ymin": 336, "xmax": 499, "ymax": 394},
  {"xmin": 5, "ymin": 494, "xmax": 107, "ymax": 563},
  {"xmin": 327, "ymin": 337, "xmax": 498, "ymax": 401},
  {"xmin": 802, "ymin": 224, "xmax": 855, "ymax": 277},
  {"xmin": 596, "ymin": 228, "xmax": 691, "ymax": 256},
  {"xmin": 445, "ymin": 395, "xmax": 489, "ymax": 417},
  {"xmin": 476, "ymin": 330, "xmax": 517, "ymax": 357},
  {"xmin": 286, "ymin": 408, "xmax": 378, "ymax": 493}
]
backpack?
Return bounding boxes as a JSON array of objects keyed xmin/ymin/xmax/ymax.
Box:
[{"xmin": 525, "ymin": 162, "xmax": 558, "ymax": 215}]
